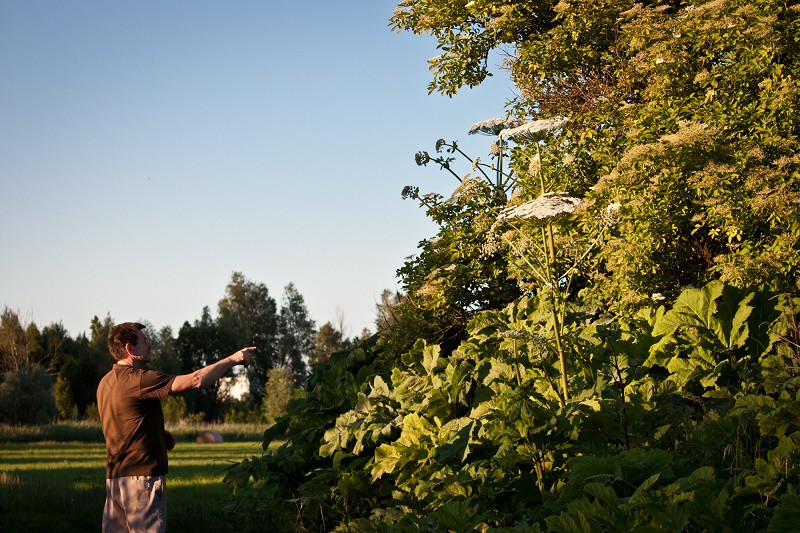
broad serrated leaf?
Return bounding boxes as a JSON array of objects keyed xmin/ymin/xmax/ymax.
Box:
[
  {"xmin": 768, "ymin": 494, "xmax": 800, "ymax": 532},
  {"xmin": 262, "ymin": 417, "xmax": 290, "ymax": 450}
]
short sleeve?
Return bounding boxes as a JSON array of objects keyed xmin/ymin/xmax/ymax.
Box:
[{"xmin": 137, "ymin": 369, "xmax": 176, "ymax": 400}]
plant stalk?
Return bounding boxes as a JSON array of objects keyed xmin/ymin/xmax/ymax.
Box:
[{"xmin": 542, "ymin": 222, "xmax": 569, "ymax": 401}]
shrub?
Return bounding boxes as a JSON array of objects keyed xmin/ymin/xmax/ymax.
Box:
[
  {"xmin": 261, "ymin": 367, "xmax": 293, "ymax": 426},
  {"xmin": 0, "ymin": 365, "xmax": 56, "ymax": 425},
  {"xmin": 224, "ymin": 399, "xmax": 261, "ymax": 424},
  {"xmin": 53, "ymin": 374, "xmax": 78, "ymax": 420},
  {"xmin": 84, "ymin": 403, "xmax": 100, "ymax": 422},
  {"xmin": 0, "ymin": 420, "xmax": 264, "ymax": 443},
  {"xmin": 161, "ymin": 395, "xmax": 187, "ymax": 423}
]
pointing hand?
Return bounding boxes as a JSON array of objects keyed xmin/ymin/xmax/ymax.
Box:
[{"xmin": 231, "ymin": 347, "xmax": 256, "ymax": 367}]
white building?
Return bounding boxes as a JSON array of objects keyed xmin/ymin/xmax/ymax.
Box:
[{"xmin": 217, "ymin": 372, "xmax": 251, "ymax": 401}]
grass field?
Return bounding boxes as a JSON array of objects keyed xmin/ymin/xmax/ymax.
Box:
[{"xmin": 0, "ymin": 441, "xmax": 266, "ymax": 532}]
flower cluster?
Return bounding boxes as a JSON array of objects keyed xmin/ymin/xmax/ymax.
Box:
[
  {"xmin": 498, "ymin": 192, "xmax": 583, "ymax": 224},
  {"xmin": 500, "ymin": 117, "xmax": 570, "ymax": 140},
  {"xmin": 481, "ymin": 220, "xmax": 505, "ymax": 257},
  {"xmin": 469, "ymin": 117, "xmax": 523, "ymax": 136},
  {"xmin": 601, "ymin": 202, "xmax": 622, "ymax": 226},
  {"xmin": 415, "ymin": 151, "xmax": 431, "ymax": 166}
]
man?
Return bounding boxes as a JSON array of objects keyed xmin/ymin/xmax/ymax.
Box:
[{"xmin": 97, "ymin": 322, "xmax": 254, "ymax": 532}]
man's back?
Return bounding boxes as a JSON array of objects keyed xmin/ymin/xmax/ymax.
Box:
[{"xmin": 97, "ymin": 365, "xmax": 175, "ymax": 479}]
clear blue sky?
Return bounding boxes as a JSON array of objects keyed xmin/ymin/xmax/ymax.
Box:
[{"xmin": 0, "ymin": 1, "xmax": 515, "ymax": 338}]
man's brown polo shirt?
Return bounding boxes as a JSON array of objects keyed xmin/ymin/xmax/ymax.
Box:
[{"xmin": 97, "ymin": 365, "xmax": 176, "ymax": 479}]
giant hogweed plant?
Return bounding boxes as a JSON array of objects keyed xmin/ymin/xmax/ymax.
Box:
[
  {"xmin": 225, "ymin": 126, "xmax": 800, "ymax": 530},
  {"xmin": 409, "ymin": 115, "xmax": 618, "ymax": 403},
  {"xmin": 495, "ymin": 119, "xmax": 630, "ymax": 405},
  {"xmin": 225, "ymin": 282, "xmax": 800, "ymax": 530},
  {"xmin": 391, "ymin": 119, "xmax": 539, "ymax": 352},
  {"xmin": 224, "ymin": 0, "xmax": 800, "ymax": 528}
]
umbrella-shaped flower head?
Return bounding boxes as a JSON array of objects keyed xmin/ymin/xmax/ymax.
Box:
[
  {"xmin": 500, "ymin": 117, "xmax": 570, "ymax": 140},
  {"xmin": 469, "ymin": 117, "xmax": 523, "ymax": 136},
  {"xmin": 498, "ymin": 192, "xmax": 583, "ymax": 225}
]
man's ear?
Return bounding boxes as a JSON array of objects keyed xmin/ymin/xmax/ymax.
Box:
[{"xmin": 125, "ymin": 343, "xmax": 136, "ymax": 357}]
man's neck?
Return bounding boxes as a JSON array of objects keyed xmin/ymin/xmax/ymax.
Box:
[{"xmin": 117, "ymin": 357, "xmax": 147, "ymax": 370}]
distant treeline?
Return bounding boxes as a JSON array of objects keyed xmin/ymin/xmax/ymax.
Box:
[{"xmin": 0, "ymin": 271, "xmax": 371, "ymax": 424}]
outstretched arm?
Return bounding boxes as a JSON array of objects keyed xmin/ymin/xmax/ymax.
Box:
[{"xmin": 170, "ymin": 347, "xmax": 255, "ymax": 394}]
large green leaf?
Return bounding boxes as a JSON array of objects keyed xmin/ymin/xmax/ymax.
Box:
[
  {"xmin": 768, "ymin": 494, "xmax": 800, "ymax": 533},
  {"xmin": 652, "ymin": 281, "xmax": 754, "ymax": 350}
]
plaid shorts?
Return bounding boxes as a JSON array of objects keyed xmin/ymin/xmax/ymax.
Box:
[{"xmin": 103, "ymin": 475, "xmax": 167, "ymax": 533}]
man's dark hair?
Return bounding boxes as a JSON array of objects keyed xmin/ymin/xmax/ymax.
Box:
[{"xmin": 108, "ymin": 322, "xmax": 146, "ymax": 361}]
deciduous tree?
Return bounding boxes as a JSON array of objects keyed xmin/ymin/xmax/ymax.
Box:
[
  {"xmin": 218, "ymin": 272, "xmax": 279, "ymax": 394},
  {"xmin": 0, "ymin": 308, "xmax": 43, "ymax": 372},
  {"xmin": 313, "ymin": 322, "xmax": 344, "ymax": 365},
  {"xmin": 393, "ymin": 0, "xmax": 800, "ymax": 310},
  {"xmin": 277, "ymin": 283, "xmax": 315, "ymax": 379}
]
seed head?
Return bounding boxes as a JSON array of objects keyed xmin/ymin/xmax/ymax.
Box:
[{"xmin": 415, "ymin": 151, "xmax": 431, "ymax": 166}]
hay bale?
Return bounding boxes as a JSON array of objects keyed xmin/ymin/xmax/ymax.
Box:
[{"xmin": 196, "ymin": 430, "xmax": 223, "ymax": 444}]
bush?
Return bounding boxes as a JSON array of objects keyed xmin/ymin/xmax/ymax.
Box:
[
  {"xmin": 165, "ymin": 421, "xmax": 263, "ymax": 442},
  {"xmin": 0, "ymin": 365, "xmax": 56, "ymax": 425},
  {"xmin": 0, "ymin": 420, "xmax": 264, "ymax": 443},
  {"xmin": 84, "ymin": 403, "xmax": 100, "ymax": 422},
  {"xmin": 261, "ymin": 367, "xmax": 294, "ymax": 426},
  {"xmin": 53, "ymin": 374, "xmax": 78, "ymax": 420},
  {"xmin": 161, "ymin": 395, "xmax": 187, "ymax": 423},
  {"xmin": 224, "ymin": 399, "xmax": 261, "ymax": 424}
]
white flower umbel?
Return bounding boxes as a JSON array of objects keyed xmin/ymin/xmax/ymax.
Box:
[
  {"xmin": 602, "ymin": 202, "xmax": 622, "ymax": 226},
  {"xmin": 500, "ymin": 117, "xmax": 570, "ymax": 140},
  {"xmin": 498, "ymin": 192, "xmax": 583, "ymax": 224},
  {"xmin": 469, "ymin": 117, "xmax": 523, "ymax": 136}
]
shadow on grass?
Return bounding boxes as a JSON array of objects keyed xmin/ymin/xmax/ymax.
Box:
[
  {"xmin": 0, "ymin": 442, "xmax": 267, "ymax": 533},
  {"xmin": 0, "ymin": 471, "xmax": 103, "ymax": 533}
]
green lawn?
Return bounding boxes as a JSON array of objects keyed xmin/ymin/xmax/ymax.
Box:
[{"xmin": 0, "ymin": 441, "xmax": 265, "ymax": 532}]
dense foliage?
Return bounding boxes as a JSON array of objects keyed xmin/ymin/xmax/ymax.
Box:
[
  {"xmin": 226, "ymin": 0, "xmax": 800, "ymax": 530},
  {"xmin": 227, "ymin": 282, "xmax": 800, "ymax": 530},
  {"xmin": 393, "ymin": 0, "xmax": 800, "ymax": 311},
  {"xmin": 0, "ymin": 365, "xmax": 56, "ymax": 425}
]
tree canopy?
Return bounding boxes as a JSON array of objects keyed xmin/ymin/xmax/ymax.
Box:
[
  {"xmin": 393, "ymin": 0, "xmax": 800, "ymax": 312},
  {"xmin": 0, "ymin": 273, "xmax": 318, "ymax": 423}
]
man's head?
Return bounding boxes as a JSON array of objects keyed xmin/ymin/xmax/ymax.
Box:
[{"xmin": 108, "ymin": 322, "xmax": 151, "ymax": 362}]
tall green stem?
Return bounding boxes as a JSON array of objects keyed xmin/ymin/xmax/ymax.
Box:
[
  {"xmin": 537, "ymin": 144, "xmax": 545, "ymax": 194},
  {"xmin": 541, "ymin": 224, "xmax": 569, "ymax": 402},
  {"xmin": 536, "ymin": 145, "xmax": 569, "ymax": 402},
  {"xmin": 498, "ymin": 139, "xmax": 504, "ymax": 191},
  {"xmin": 551, "ymin": 292, "xmax": 569, "ymax": 402}
]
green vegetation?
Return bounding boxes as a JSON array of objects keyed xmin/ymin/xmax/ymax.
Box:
[
  {"xmin": 226, "ymin": 285, "xmax": 800, "ymax": 529},
  {"xmin": 225, "ymin": 0, "xmax": 800, "ymax": 530},
  {"xmin": 0, "ymin": 441, "xmax": 263, "ymax": 533},
  {"xmin": 2, "ymin": 0, "xmax": 798, "ymax": 530},
  {"xmin": 0, "ymin": 365, "xmax": 56, "ymax": 424}
]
